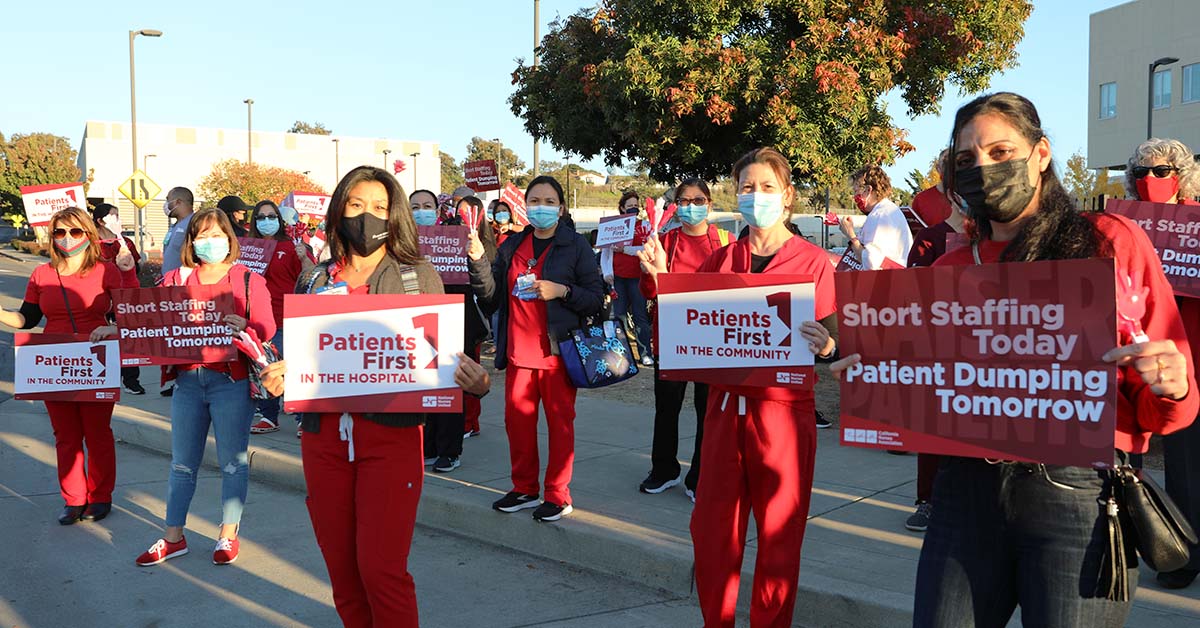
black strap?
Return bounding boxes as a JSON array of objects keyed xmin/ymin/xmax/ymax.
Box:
[
  {"xmin": 243, "ymin": 269, "xmax": 251, "ymax": 319},
  {"xmin": 55, "ymin": 269, "xmax": 78, "ymax": 334}
]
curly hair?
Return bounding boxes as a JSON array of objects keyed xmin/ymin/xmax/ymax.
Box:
[
  {"xmin": 851, "ymin": 164, "xmax": 893, "ymax": 197},
  {"xmin": 1124, "ymin": 138, "xmax": 1200, "ymax": 201}
]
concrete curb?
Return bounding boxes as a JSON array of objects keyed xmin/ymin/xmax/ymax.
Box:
[{"xmin": 108, "ymin": 406, "xmax": 912, "ymax": 627}]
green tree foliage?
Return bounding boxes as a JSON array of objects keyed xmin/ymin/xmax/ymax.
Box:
[
  {"xmin": 288, "ymin": 121, "xmax": 332, "ymax": 135},
  {"xmin": 440, "ymin": 151, "xmax": 466, "ymax": 193},
  {"xmin": 197, "ymin": 160, "xmax": 327, "ymax": 206},
  {"xmin": 1062, "ymin": 151, "xmax": 1096, "ymax": 207},
  {"xmin": 464, "ymin": 137, "xmax": 526, "ymax": 185},
  {"xmin": 511, "ymin": 0, "xmax": 1031, "ymax": 185},
  {"xmin": 0, "ymin": 132, "xmax": 83, "ymax": 220}
]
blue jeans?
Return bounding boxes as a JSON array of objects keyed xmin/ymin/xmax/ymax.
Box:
[
  {"xmin": 612, "ymin": 275, "xmax": 651, "ymax": 355},
  {"xmin": 165, "ymin": 367, "xmax": 254, "ymax": 527},
  {"xmin": 913, "ymin": 457, "xmax": 1134, "ymax": 628},
  {"xmin": 254, "ymin": 329, "xmax": 285, "ymax": 424}
]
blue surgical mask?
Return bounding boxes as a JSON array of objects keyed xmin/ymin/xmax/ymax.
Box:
[
  {"xmin": 486, "ymin": 209, "xmax": 495, "ymax": 221},
  {"xmin": 413, "ymin": 209, "xmax": 438, "ymax": 226},
  {"xmin": 736, "ymin": 193, "xmax": 784, "ymax": 229},
  {"xmin": 677, "ymin": 204, "xmax": 709, "ymax": 226},
  {"xmin": 256, "ymin": 217, "xmax": 280, "ymax": 236},
  {"xmin": 495, "ymin": 211, "xmax": 511, "ymax": 224},
  {"xmin": 527, "ymin": 205, "xmax": 560, "ymax": 229},
  {"xmin": 194, "ymin": 237, "xmax": 230, "ymax": 264}
]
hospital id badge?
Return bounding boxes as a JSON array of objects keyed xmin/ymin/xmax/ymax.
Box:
[
  {"xmin": 513, "ymin": 271, "xmax": 538, "ymax": 301},
  {"xmin": 316, "ymin": 281, "xmax": 349, "ymax": 296}
]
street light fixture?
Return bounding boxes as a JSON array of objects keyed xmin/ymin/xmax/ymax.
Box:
[
  {"xmin": 143, "ymin": 154, "xmax": 156, "ymax": 174},
  {"xmin": 383, "ymin": 148, "xmax": 392, "ymax": 169},
  {"xmin": 243, "ymin": 99, "xmax": 254, "ymax": 164},
  {"xmin": 1148, "ymin": 56, "xmax": 1180, "ymax": 139},
  {"xmin": 129, "ymin": 27, "xmax": 162, "ymax": 254}
]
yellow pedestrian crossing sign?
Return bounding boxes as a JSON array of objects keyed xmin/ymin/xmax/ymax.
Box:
[{"xmin": 118, "ymin": 169, "xmax": 161, "ymax": 209}]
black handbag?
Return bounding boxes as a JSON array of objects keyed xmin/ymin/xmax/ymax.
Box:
[{"xmin": 1113, "ymin": 464, "xmax": 1198, "ymax": 573}]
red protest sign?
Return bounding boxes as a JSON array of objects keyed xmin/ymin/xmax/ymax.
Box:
[
  {"xmin": 282, "ymin": 293, "xmax": 465, "ymax": 413},
  {"xmin": 112, "ymin": 285, "xmax": 237, "ymax": 366},
  {"xmin": 236, "ymin": 237, "xmax": 278, "ymax": 276},
  {"xmin": 500, "ymin": 182, "xmax": 527, "ymax": 226},
  {"xmin": 14, "ymin": 334, "xmax": 121, "ymax": 402},
  {"xmin": 418, "ymin": 225, "xmax": 470, "ymax": 285},
  {"xmin": 657, "ymin": 273, "xmax": 816, "ymax": 388},
  {"xmin": 836, "ymin": 258, "xmax": 1118, "ymax": 467},
  {"xmin": 463, "ymin": 160, "xmax": 500, "ymax": 192},
  {"xmin": 460, "ymin": 204, "xmax": 483, "ymax": 232},
  {"xmin": 835, "ymin": 248, "xmax": 904, "ymax": 272},
  {"xmin": 1106, "ymin": 198, "xmax": 1200, "ymax": 298},
  {"xmin": 20, "ymin": 183, "xmax": 87, "ymax": 227}
]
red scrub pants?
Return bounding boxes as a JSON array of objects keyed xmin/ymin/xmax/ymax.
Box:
[
  {"xmin": 302, "ymin": 416, "xmax": 424, "ymax": 628},
  {"xmin": 504, "ymin": 365, "xmax": 577, "ymax": 505},
  {"xmin": 690, "ymin": 391, "xmax": 817, "ymax": 628},
  {"xmin": 45, "ymin": 400, "xmax": 117, "ymax": 506}
]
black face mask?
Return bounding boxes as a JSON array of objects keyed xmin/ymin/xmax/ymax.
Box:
[
  {"xmin": 954, "ymin": 156, "xmax": 1039, "ymax": 224},
  {"xmin": 338, "ymin": 213, "xmax": 389, "ymax": 257}
]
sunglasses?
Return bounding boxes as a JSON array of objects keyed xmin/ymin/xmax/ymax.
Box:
[
  {"xmin": 1131, "ymin": 165, "xmax": 1178, "ymax": 179},
  {"xmin": 52, "ymin": 228, "xmax": 86, "ymax": 238}
]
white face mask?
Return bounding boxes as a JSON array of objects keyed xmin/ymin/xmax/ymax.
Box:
[{"xmin": 163, "ymin": 199, "xmax": 174, "ymax": 218}]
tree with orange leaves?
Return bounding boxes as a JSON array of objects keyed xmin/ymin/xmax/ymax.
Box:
[
  {"xmin": 510, "ymin": 0, "xmax": 1031, "ymax": 185},
  {"xmin": 197, "ymin": 160, "xmax": 327, "ymax": 206}
]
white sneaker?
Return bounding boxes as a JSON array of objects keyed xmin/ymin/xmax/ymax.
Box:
[{"xmin": 685, "ymin": 488, "xmax": 696, "ymax": 504}]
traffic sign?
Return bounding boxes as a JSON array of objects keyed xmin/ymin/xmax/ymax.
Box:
[{"xmin": 118, "ymin": 169, "xmax": 161, "ymax": 209}]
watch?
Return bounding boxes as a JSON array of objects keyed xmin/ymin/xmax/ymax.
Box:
[{"xmin": 562, "ymin": 285, "xmax": 572, "ymax": 299}]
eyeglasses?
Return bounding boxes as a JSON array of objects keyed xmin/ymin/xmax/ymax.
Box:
[
  {"xmin": 1132, "ymin": 165, "xmax": 1179, "ymax": 179},
  {"xmin": 676, "ymin": 197, "xmax": 709, "ymax": 205},
  {"xmin": 52, "ymin": 228, "xmax": 86, "ymax": 238}
]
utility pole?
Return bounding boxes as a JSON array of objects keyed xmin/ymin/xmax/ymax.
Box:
[
  {"xmin": 243, "ymin": 99, "xmax": 254, "ymax": 164},
  {"xmin": 532, "ymin": 0, "xmax": 540, "ymax": 177}
]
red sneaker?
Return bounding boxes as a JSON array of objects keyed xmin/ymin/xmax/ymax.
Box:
[
  {"xmin": 213, "ymin": 537, "xmax": 239, "ymax": 565},
  {"xmin": 136, "ymin": 537, "xmax": 188, "ymax": 566},
  {"xmin": 250, "ymin": 418, "xmax": 279, "ymax": 434}
]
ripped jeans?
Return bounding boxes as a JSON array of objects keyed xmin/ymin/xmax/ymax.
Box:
[{"xmin": 165, "ymin": 367, "xmax": 253, "ymax": 527}]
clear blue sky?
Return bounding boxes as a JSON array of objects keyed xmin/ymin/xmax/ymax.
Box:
[{"xmin": 2, "ymin": 0, "xmax": 1126, "ymax": 188}]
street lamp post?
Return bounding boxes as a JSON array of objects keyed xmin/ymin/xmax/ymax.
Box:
[
  {"xmin": 383, "ymin": 148, "xmax": 392, "ymax": 169},
  {"xmin": 243, "ymin": 99, "xmax": 254, "ymax": 164},
  {"xmin": 1148, "ymin": 56, "xmax": 1180, "ymax": 139},
  {"xmin": 128, "ymin": 27, "xmax": 162, "ymax": 254},
  {"xmin": 143, "ymin": 154, "xmax": 156, "ymax": 174},
  {"xmin": 492, "ymin": 137, "xmax": 503, "ymax": 183},
  {"xmin": 410, "ymin": 152, "xmax": 420, "ymax": 190},
  {"xmin": 532, "ymin": 0, "xmax": 540, "ymax": 176},
  {"xmin": 332, "ymin": 138, "xmax": 340, "ymax": 186}
]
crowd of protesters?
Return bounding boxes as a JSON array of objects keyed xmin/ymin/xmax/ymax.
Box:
[{"xmin": 3, "ymin": 91, "xmax": 1200, "ymax": 628}]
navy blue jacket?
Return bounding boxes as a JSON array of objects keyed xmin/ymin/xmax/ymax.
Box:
[{"xmin": 469, "ymin": 224, "xmax": 604, "ymax": 370}]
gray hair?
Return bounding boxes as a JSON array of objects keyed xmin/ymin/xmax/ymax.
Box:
[{"xmin": 1124, "ymin": 138, "xmax": 1200, "ymax": 201}]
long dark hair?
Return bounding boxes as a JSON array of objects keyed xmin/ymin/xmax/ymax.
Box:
[
  {"xmin": 674, "ymin": 177, "xmax": 711, "ymax": 202},
  {"xmin": 325, "ymin": 166, "xmax": 422, "ymax": 264},
  {"xmin": 250, "ymin": 200, "xmax": 288, "ymax": 241},
  {"xmin": 947, "ymin": 93, "xmax": 1101, "ymax": 262},
  {"xmin": 525, "ymin": 175, "xmax": 574, "ymax": 231}
]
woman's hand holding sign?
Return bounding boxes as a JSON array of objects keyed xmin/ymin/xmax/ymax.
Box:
[
  {"xmin": 223, "ymin": 314, "xmax": 248, "ymax": 334},
  {"xmin": 1103, "ymin": 340, "xmax": 1189, "ymax": 401},
  {"xmin": 89, "ymin": 325, "xmax": 118, "ymax": 343},
  {"xmin": 800, "ymin": 321, "xmax": 835, "ymax": 358}
]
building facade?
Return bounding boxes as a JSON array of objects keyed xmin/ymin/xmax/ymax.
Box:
[
  {"xmin": 77, "ymin": 120, "xmax": 439, "ymax": 251},
  {"xmin": 1088, "ymin": 0, "xmax": 1200, "ymax": 170}
]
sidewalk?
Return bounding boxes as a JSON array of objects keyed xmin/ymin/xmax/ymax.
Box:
[{"xmin": 76, "ymin": 371, "xmax": 1200, "ymax": 627}]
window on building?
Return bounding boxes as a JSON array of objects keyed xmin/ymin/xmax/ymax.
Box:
[
  {"xmin": 1154, "ymin": 70, "xmax": 1172, "ymax": 109},
  {"xmin": 1099, "ymin": 82, "xmax": 1117, "ymax": 119},
  {"xmin": 1185, "ymin": 64, "xmax": 1200, "ymax": 104}
]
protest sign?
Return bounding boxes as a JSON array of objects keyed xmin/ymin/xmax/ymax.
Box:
[
  {"xmin": 14, "ymin": 334, "xmax": 120, "ymax": 402},
  {"xmin": 657, "ymin": 273, "xmax": 816, "ymax": 388},
  {"xmin": 835, "ymin": 247, "xmax": 904, "ymax": 272},
  {"xmin": 595, "ymin": 214, "xmax": 638, "ymax": 249},
  {"xmin": 418, "ymin": 225, "xmax": 470, "ymax": 285},
  {"xmin": 1107, "ymin": 198, "xmax": 1200, "ymax": 299},
  {"xmin": 112, "ymin": 285, "xmax": 236, "ymax": 366},
  {"xmin": 281, "ymin": 191, "xmax": 331, "ymax": 221},
  {"xmin": 19, "ymin": 183, "xmax": 87, "ymax": 227},
  {"xmin": 282, "ymin": 294, "xmax": 465, "ymax": 413},
  {"xmin": 463, "ymin": 160, "xmax": 500, "ymax": 192},
  {"xmin": 236, "ymin": 237, "xmax": 279, "ymax": 276},
  {"xmin": 836, "ymin": 258, "xmax": 1118, "ymax": 467},
  {"xmin": 500, "ymin": 182, "xmax": 528, "ymax": 226}
]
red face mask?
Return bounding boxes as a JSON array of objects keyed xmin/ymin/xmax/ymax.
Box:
[
  {"xmin": 1136, "ymin": 175, "xmax": 1180, "ymax": 203},
  {"xmin": 853, "ymin": 194, "xmax": 868, "ymax": 212}
]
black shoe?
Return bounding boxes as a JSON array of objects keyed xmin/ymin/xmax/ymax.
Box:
[
  {"xmin": 160, "ymin": 385, "xmax": 174, "ymax": 397},
  {"xmin": 639, "ymin": 473, "xmax": 682, "ymax": 494},
  {"xmin": 815, "ymin": 410, "xmax": 832, "ymax": 429},
  {"xmin": 1157, "ymin": 568, "xmax": 1200, "ymax": 589},
  {"xmin": 492, "ymin": 491, "xmax": 540, "ymax": 513},
  {"xmin": 433, "ymin": 456, "xmax": 461, "ymax": 473},
  {"xmin": 532, "ymin": 501, "xmax": 573, "ymax": 522},
  {"xmin": 81, "ymin": 502, "xmax": 112, "ymax": 522},
  {"xmin": 58, "ymin": 505, "xmax": 86, "ymax": 525},
  {"xmin": 123, "ymin": 380, "xmax": 146, "ymax": 395}
]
